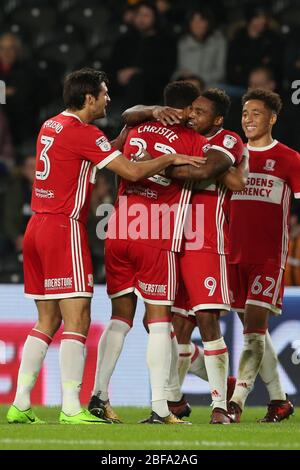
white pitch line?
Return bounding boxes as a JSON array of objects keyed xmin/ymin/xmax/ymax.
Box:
[{"xmin": 0, "ymin": 438, "xmax": 300, "ymax": 448}]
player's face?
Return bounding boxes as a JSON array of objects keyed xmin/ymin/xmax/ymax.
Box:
[
  {"xmin": 187, "ymin": 96, "xmax": 217, "ymax": 135},
  {"xmin": 242, "ymin": 100, "xmax": 274, "ymax": 140},
  {"xmin": 93, "ymin": 82, "xmax": 111, "ymax": 118}
]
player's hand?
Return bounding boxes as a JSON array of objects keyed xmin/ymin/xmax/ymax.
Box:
[
  {"xmin": 153, "ymin": 106, "xmax": 183, "ymax": 125},
  {"xmin": 171, "ymin": 155, "xmax": 207, "ymax": 167},
  {"xmin": 131, "ymin": 149, "xmax": 152, "ymax": 162}
]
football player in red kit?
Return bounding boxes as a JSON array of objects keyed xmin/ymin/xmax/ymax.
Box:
[
  {"xmin": 166, "ymin": 90, "xmax": 246, "ymax": 424},
  {"xmin": 227, "ymin": 89, "xmax": 299, "ymax": 423}
]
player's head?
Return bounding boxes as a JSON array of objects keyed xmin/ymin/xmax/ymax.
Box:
[
  {"xmin": 63, "ymin": 68, "xmax": 110, "ymax": 118},
  {"xmin": 241, "ymin": 88, "xmax": 282, "ymax": 141},
  {"xmin": 187, "ymin": 88, "xmax": 231, "ymax": 135},
  {"xmin": 163, "ymin": 80, "xmax": 200, "ymax": 109}
]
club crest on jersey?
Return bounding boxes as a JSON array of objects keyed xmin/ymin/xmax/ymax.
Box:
[
  {"xmin": 263, "ymin": 159, "xmax": 276, "ymax": 171},
  {"xmin": 96, "ymin": 136, "xmax": 111, "ymax": 152},
  {"xmin": 223, "ymin": 134, "xmax": 237, "ymax": 149}
]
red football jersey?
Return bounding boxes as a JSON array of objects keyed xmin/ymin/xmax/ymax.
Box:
[
  {"xmin": 185, "ymin": 128, "xmax": 245, "ymax": 253},
  {"xmin": 32, "ymin": 111, "xmax": 121, "ymax": 224},
  {"xmin": 229, "ymin": 140, "xmax": 300, "ymax": 267},
  {"xmin": 108, "ymin": 121, "xmax": 207, "ymax": 251}
]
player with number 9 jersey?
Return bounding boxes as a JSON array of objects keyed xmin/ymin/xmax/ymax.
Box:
[{"xmin": 172, "ymin": 127, "xmax": 244, "ymax": 316}]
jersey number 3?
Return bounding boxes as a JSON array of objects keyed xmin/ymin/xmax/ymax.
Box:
[{"xmin": 35, "ymin": 135, "xmax": 54, "ymax": 181}]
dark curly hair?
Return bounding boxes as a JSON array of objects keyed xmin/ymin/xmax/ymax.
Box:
[
  {"xmin": 201, "ymin": 88, "xmax": 231, "ymax": 118},
  {"xmin": 163, "ymin": 81, "xmax": 200, "ymax": 108},
  {"xmin": 242, "ymin": 88, "xmax": 282, "ymax": 115}
]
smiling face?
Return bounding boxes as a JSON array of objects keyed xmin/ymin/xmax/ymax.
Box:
[
  {"xmin": 187, "ymin": 96, "xmax": 222, "ymax": 135},
  {"xmin": 242, "ymin": 99, "xmax": 276, "ymax": 142}
]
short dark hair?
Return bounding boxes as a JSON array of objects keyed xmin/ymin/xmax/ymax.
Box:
[
  {"xmin": 163, "ymin": 81, "xmax": 200, "ymax": 108},
  {"xmin": 242, "ymin": 88, "xmax": 282, "ymax": 114},
  {"xmin": 63, "ymin": 68, "xmax": 108, "ymax": 110},
  {"xmin": 201, "ymin": 88, "xmax": 231, "ymax": 118}
]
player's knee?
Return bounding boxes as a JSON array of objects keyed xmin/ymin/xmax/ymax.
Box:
[
  {"xmin": 173, "ymin": 314, "xmax": 194, "ymax": 343},
  {"xmin": 196, "ymin": 311, "xmax": 220, "ymax": 342}
]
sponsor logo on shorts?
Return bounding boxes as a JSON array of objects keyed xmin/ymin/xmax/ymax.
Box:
[
  {"xmin": 138, "ymin": 281, "xmax": 167, "ymax": 296},
  {"xmin": 35, "ymin": 188, "xmax": 55, "ymax": 198},
  {"xmin": 44, "ymin": 277, "xmax": 73, "ymax": 290}
]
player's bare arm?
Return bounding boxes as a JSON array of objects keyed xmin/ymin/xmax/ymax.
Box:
[
  {"xmin": 218, "ymin": 152, "xmax": 249, "ymax": 191},
  {"xmin": 110, "ymin": 125, "xmax": 130, "ymax": 150},
  {"xmin": 122, "ymin": 105, "xmax": 183, "ymax": 127},
  {"xmin": 165, "ymin": 149, "xmax": 232, "ymax": 181},
  {"xmin": 106, "ymin": 153, "xmax": 203, "ymax": 182}
]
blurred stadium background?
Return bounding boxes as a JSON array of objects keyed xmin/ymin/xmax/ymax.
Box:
[{"xmin": 0, "ymin": 0, "xmax": 300, "ymax": 408}]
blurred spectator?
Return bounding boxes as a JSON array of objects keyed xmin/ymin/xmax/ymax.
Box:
[
  {"xmin": 87, "ymin": 171, "xmax": 115, "ymax": 283},
  {"xmin": 109, "ymin": 1, "xmax": 176, "ymax": 107},
  {"xmin": 155, "ymin": 0, "xmax": 182, "ymax": 34},
  {"xmin": 248, "ymin": 66, "xmax": 277, "ymax": 91},
  {"xmin": 0, "ymin": 106, "xmax": 15, "ymax": 173},
  {"xmin": 226, "ymin": 3, "xmax": 284, "ymax": 88},
  {"xmin": 118, "ymin": 3, "xmax": 136, "ymax": 34},
  {"xmin": 174, "ymin": 8, "xmax": 227, "ymax": 86},
  {"xmin": 176, "ymin": 73, "xmax": 205, "ymax": 93},
  {"xmin": 284, "ymin": 27, "xmax": 300, "ymax": 87},
  {"xmin": 0, "ymin": 33, "xmax": 38, "ymax": 146},
  {"xmin": 4, "ymin": 154, "xmax": 35, "ymax": 255}
]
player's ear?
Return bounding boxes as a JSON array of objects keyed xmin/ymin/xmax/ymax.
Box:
[
  {"xmin": 214, "ymin": 116, "xmax": 223, "ymax": 126},
  {"xmin": 270, "ymin": 112, "xmax": 277, "ymax": 126},
  {"xmin": 85, "ymin": 94, "xmax": 95, "ymax": 106}
]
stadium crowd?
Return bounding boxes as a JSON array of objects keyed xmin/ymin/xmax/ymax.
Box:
[{"xmin": 0, "ymin": 0, "xmax": 300, "ymax": 283}]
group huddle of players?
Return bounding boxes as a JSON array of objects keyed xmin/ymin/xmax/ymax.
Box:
[{"xmin": 6, "ymin": 69, "xmax": 299, "ymax": 425}]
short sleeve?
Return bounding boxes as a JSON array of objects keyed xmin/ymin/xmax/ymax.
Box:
[
  {"xmin": 80, "ymin": 126, "xmax": 121, "ymax": 169},
  {"xmin": 287, "ymin": 152, "xmax": 300, "ymax": 198},
  {"xmin": 211, "ymin": 133, "xmax": 244, "ymax": 165}
]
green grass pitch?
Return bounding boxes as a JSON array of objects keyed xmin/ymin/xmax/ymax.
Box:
[{"xmin": 0, "ymin": 405, "xmax": 299, "ymax": 450}]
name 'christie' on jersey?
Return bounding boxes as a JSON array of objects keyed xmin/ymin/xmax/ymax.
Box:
[
  {"xmin": 32, "ymin": 111, "xmax": 121, "ymax": 224},
  {"xmin": 108, "ymin": 121, "xmax": 207, "ymax": 252},
  {"xmin": 185, "ymin": 128, "xmax": 245, "ymax": 254},
  {"xmin": 229, "ymin": 140, "xmax": 300, "ymax": 268}
]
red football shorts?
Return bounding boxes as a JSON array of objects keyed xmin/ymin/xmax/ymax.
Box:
[
  {"xmin": 24, "ymin": 214, "xmax": 94, "ymax": 299},
  {"xmin": 228, "ymin": 262, "xmax": 284, "ymax": 315},
  {"xmin": 172, "ymin": 250, "xmax": 231, "ymax": 314},
  {"xmin": 105, "ymin": 238, "xmax": 178, "ymax": 305}
]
